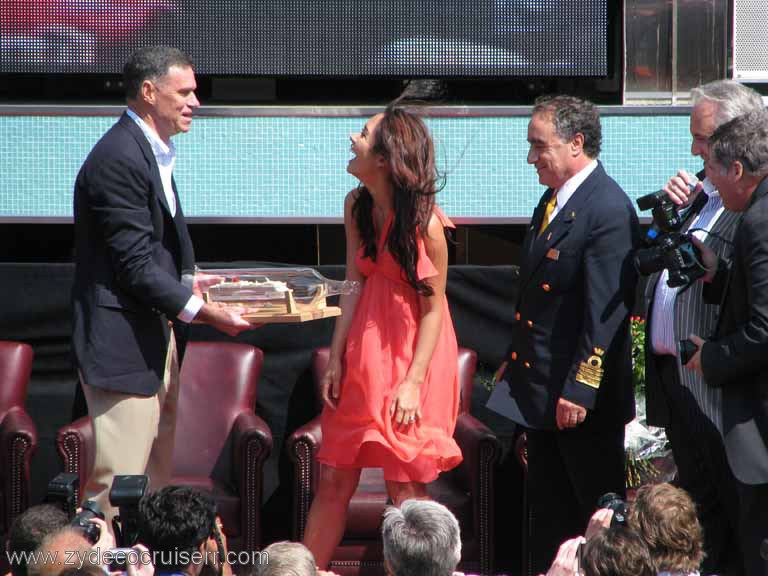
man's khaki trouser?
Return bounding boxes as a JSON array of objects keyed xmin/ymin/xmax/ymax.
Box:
[{"xmin": 80, "ymin": 332, "xmax": 180, "ymax": 522}]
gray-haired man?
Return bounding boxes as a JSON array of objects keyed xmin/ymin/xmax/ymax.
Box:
[
  {"xmin": 641, "ymin": 80, "xmax": 764, "ymax": 575},
  {"xmin": 382, "ymin": 499, "xmax": 462, "ymax": 576},
  {"xmin": 686, "ymin": 109, "xmax": 768, "ymax": 576}
]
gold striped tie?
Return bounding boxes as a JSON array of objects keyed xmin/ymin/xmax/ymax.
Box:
[{"xmin": 538, "ymin": 193, "xmax": 558, "ymax": 236}]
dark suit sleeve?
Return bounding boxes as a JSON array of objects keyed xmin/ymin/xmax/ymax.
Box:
[
  {"xmin": 88, "ymin": 150, "xmax": 192, "ymax": 317},
  {"xmin": 561, "ymin": 199, "xmax": 638, "ymax": 409},
  {"xmin": 702, "ymin": 258, "xmax": 730, "ymax": 305},
  {"xmin": 701, "ymin": 216, "xmax": 768, "ymax": 387}
]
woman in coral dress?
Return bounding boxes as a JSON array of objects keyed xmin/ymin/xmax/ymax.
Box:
[{"xmin": 302, "ymin": 106, "xmax": 463, "ymax": 569}]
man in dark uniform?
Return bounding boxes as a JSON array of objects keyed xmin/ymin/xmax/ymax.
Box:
[{"xmin": 497, "ymin": 95, "xmax": 639, "ymax": 573}]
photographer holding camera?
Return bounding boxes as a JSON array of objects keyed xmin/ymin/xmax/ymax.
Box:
[
  {"xmin": 629, "ymin": 483, "xmax": 704, "ymax": 575},
  {"xmin": 137, "ymin": 486, "xmax": 231, "ymax": 576},
  {"xmin": 683, "ymin": 109, "xmax": 768, "ymax": 576},
  {"xmin": 25, "ymin": 514, "xmax": 118, "ymax": 576},
  {"xmin": 5, "ymin": 505, "xmax": 69, "ymax": 576},
  {"xmin": 552, "ymin": 484, "xmax": 701, "ymax": 576},
  {"xmin": 639, "ymin": 80, "xmax": 764, "ymax": 575}
]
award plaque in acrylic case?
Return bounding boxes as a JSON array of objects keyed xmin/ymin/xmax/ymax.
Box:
[{"xmin": 196, "ymin": 267, "xmax": 359, "ymax": 323}]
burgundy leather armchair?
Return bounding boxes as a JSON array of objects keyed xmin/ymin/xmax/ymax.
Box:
[
  {"xmin": 0, "ymin": 341, "xmax": 38, "ymax": 535},
  {"xmin": 287, "ymin": 347, "xmax": 500, "ymax": 576},
  {"xmin": 56, "ymin": 341, "xmax": 272, "ymax": 552}
]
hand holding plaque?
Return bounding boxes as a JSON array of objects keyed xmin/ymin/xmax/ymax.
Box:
[{"xmin": 195, "ymin": 267, "xmax": 360, "ymax": 323}]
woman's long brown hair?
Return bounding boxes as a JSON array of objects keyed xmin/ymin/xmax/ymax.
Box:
[{"xmin": 352, "ymin": 106, "xmax": 443, "ymax": 296}]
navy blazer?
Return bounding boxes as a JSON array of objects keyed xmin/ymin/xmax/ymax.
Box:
[
  {"xmin": 72, "ymin": 113, "xmax": 196, "ymax": 396},
  {"xmin": 502, "ymin": 162, "xmax": 640, "ymax": 430},
  {"xmin": 701, "ymin": 176, "xmax": 768, "ymax": 485}
]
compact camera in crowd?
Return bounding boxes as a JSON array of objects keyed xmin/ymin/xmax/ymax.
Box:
[
  {"xmin": 597, "ymin": 492, "xmax": 627, "ymax": 527},
  {"xmin": 633, "ymin": 186, "xmax": 708, "ymax": 288},
  {"xmin": 576, "ymin": 493, "xmax": 629, "ymax": 573}
]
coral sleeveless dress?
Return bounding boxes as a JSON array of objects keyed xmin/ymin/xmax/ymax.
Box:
[{"xmin": 317, "ymin": 207, "xmax": 463, "ymax": 483}]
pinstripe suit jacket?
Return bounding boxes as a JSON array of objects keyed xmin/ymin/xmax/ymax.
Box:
[{"xmin": 643, "ymin": 189, "xmax": 741, "ymax": 431}]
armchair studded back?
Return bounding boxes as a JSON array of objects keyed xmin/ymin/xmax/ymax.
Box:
[
  {"xmin": 56, "ymin": 341, "xmax": 272, "ymax": 553},
  {"xmin": 0, "ymin": 341, "xmax": 38, "ymax": 533},
  {"xmin": 172, "ymin": 341, "xmax": 261, "ymax": 478}
]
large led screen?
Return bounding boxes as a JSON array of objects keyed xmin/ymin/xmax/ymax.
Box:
[{"xmin": 1, "ymin": 1, "xmax": 607, "ymax": 76}]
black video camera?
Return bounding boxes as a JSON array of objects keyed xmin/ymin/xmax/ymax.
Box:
[
  {"xmin": 633, "ymin": 187, "xmax": 707, "ymax": 288},
  {"xmin": 44, "ymin": 473, "xmax": 105, "ymax": 544},
  {"xmin": 596, "ymin": 492, "xmax": 627, "ymax": 527}
]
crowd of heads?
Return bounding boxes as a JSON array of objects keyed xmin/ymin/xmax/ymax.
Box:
[
  {"xmin": 3, "ymin": 490, "xmax": 465, "ymax": 576},
  {"xmin": 4, "ymin": 486, "xmax": 221, "ymax": 576},
  {"xmin": 0, "ymin": 476, "xmax": 728, "ymax": 576}
]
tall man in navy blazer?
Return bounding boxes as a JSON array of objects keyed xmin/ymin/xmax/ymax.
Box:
[
  {"xmin": 72, "ymin": 46, "xmax": 251, "ymax": 519},
  {"xmin": 686, "ymin": 109, "xmax": 768, "ymax": 576},
  {"xmin": 498, "ymin": 95, "xmax": 639, "ymax": 573}
]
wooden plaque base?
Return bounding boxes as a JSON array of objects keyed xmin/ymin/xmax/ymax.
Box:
[{"xmin": 242, "ymin": 306, "xmax": 341, "ymax": 324}]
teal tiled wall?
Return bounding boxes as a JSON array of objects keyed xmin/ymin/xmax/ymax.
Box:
[{"xmin": 0, "ymin": 112, "xmax": 699, "ymax": 219}]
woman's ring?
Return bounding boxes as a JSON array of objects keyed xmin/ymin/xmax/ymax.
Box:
[{"xmin": 408, "ymin": 416, "xmax": 415, "ymax": 423}]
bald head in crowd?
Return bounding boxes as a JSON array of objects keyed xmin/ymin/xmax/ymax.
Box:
[
  {"xmin": 26, "ymin": 529, "xmax": 93, "ymax": 576},
  {"xmin": 6, "ymin": 504, "xmax": 69, "ymax": 576}
]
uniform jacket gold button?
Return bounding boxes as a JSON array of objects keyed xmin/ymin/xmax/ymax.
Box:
[
  {"xmin": 542, "ymin": 283, "xmax": 551, "ymax": 292},
  {"xmin": 527, "ymin": 320, "xmax": 533, "ymax": 328},
  {"xmin": 523, "ymin": 361, "xmax": 531, "ymax": 368}
]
